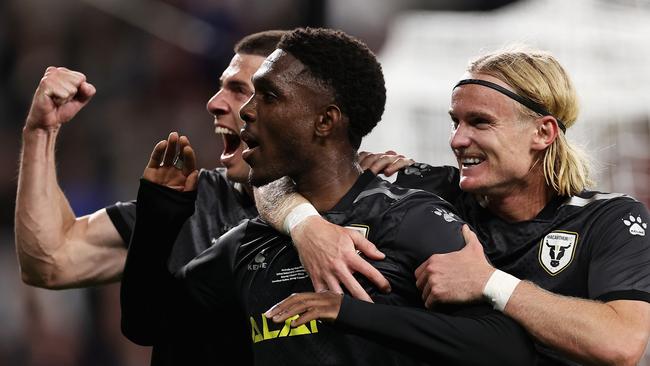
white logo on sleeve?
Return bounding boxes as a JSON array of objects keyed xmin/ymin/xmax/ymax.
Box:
[
  {"xmin": 433, "ymin": 208, "xmax": 458, "ymax": 222},
  {"xmin": 623, "ymin": 215, "xmax": 647, "ymax": 236}
]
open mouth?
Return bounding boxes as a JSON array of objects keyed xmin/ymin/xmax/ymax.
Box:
[
  {"xmin": 240, "ymin": 130, "xmax": 259, "ymax": 150},
  {"xmin": 215, "ymin": 126, "xmax": 241, "ymax": 155},
  {"xmin": 460, "ymin": 156, "xmax": 485, "ymax": 168}
]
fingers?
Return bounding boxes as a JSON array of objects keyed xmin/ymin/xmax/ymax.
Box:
[
  {"xmin": 147, "ymin": 140, "xmax": 167, "ymax": 168},
  {"xmin": 349, "ymin": 256, "xmax": 390, "ymax": 294},
  {"xmin": 179, "ymin": 136, "xmax": 197, "ymax": 175},
  {"xmin": 358, "ymin": 151, "xmax": 396, "ymax": 172},
  {"xmin": 382, "ymin": 157, "xmax": 415, "ymax": 177},
  {"xmin": 349, "ymin": 232, "xmax": 384, "ymax": 260},
  {"xmin": 41, "ymin": 67, "xmax": 88, "ymax": 104},
  {"xmin": 76, "ymin": 81, "xmax": 96, "ymax": 104},
  {"xmin": 310, "ymin": 277, "xmax": 327, "ymax": 293},
  {"xmin": 335, "ymin": 267, "xmax": 373, "ymax": 302},
  {"xmin": 185, "ymin": 169, "xmax": 199, "ymax": 191},
  {"xmin": 264, "ymin": 292, "xmax": 343, "ymax": 326},
  {"xmin": 162, "ymin": 132, "xmax": 179, "ymax": 166},
  {"xmin": 358, "ymin": 150, "xmax": 413, "ymax": 176},
  {"xmin": 415, "ymin": 260, "xmax": 428, "ymax": 290},
  {"xmin": 324, "ymin": 275, "xmax": 344, "ymax": 296}
]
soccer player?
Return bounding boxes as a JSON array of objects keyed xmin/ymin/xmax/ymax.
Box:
[
  {"xmin": 14, "ymin": 30, "xmax": 283, "ymax": 365},
  {"xmin": 263, "ymin": 46, "xmax": 650, "ymax": 365},
  {"xmin": 122, "ymin": 28, "xmax": 535, "ymax": 365},
  {"xmin": 15, "ymin": 29, "xmax": 407, "ymax": 364}
]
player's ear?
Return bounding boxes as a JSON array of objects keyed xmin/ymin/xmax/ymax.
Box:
[
  {"xmin": 531, "ymin": 115, "xmax": 559, "ymax": 151},
  {"xmin": 315, "ymin": 105, "xmax": 341, "ymax": 137}
]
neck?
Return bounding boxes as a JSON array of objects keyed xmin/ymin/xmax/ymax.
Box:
[
  {"xmin": 482, "ymin": 175, "xmax": 555, "ymax": 222},
  {"xmin": 236, "ymin": 182, "xmax": 255, "ymax": 201},
  {"xmin": 292, "ymin": 150, "xmax": 361, "ymax": 212}
]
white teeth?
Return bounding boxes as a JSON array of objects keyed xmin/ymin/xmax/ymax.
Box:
[
  {"xmin": 462, "ymin": 157, "xmax": 483, "ymax": 165},
  {"xmin": 215, "ymin": 126, "xmax": 235, "ymax": 135}
]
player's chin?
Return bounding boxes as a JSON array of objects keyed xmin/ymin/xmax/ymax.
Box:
[
  {"xmin": 458, "ymin": 176, "xmax": 484, "ymax": 193},
  {"xmin": 248, "ymin": 168, "xmax": 279, "ymax": 188},
  {"xmin": 225, "ymin": 162, "xmax": 251, "ymax": 184}
]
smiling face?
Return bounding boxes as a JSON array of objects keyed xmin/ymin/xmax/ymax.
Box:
[
  {"xmin": 206, "ymin": 53, "xmax": 266, "ymax": 183},
  {"xmin": 239, "ymin": 49, "xmax": 331, "ymax": 187},
  {"xmin": 448, "ymin": 73, "xmax": 541, "ymax": 198}
]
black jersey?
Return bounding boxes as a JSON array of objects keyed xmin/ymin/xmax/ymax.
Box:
[
  {"xmin": 109, "ymin": 168, "xmax": 257, "ymax": 365},
  {"xmin": 123, "ymin": 170, "xmax": 536, "ymax": 366},
  {"xmin": 396, "ymin": 163, "xmax": 650, "ymax": 365}
]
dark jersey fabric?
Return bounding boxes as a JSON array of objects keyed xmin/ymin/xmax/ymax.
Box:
[
  {"xmin": 108, "ymin": 168, "xmax": 257, "ymax": 365},
  {"xmin": 395, "ymin": 163, "xmax": 650, "ymax": 365},
  {"xmin": 123, "ymin": 170, "xmax": 535, "ymax": 366}
]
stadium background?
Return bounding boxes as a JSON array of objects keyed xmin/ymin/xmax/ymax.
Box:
[{"xmin": 1, "ymin": 0, "xmax": 648, "ymax": 364}]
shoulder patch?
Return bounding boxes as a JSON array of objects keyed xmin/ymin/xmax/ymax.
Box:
[
  {"xmin": 623, "ymin": 215, "xmax": 647, "ymax": 237},
  {"xmin": 432, "ymin": 207, "xmax": 459, "ymax": 222},
  {"xmin": 402, "ymin": 163, "xmax": 433, "ymax": 177},
  {"xmin": 538, "ymin": 230, "xmax": 579, "ymax": 275}
]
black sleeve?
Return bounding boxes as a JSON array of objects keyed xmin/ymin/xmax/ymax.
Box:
[
  {"xmin": 120, "ymin": 179, "xmax": 197, "ymax": 345},
  {"xmin": 392, "ymin": 198, "xmax": 466, "ymax": 267},
  {"xmin": 395, "ymin": 164, "xmax": 462, "ymax": 203},
  {"xmin": 105, "ymin": 201, "xmax": 136, "ymax": 247},
  {"xmin": 336, "ymin": 296, "xmax": 536, "ymax": 366},
  {"xmin": 588, "ymin": 199, "xmax": 650, "ymax": 303}
]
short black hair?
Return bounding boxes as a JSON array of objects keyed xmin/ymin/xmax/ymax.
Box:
[
  {"xmin": 278, "ymin": 27, "xmax": 386, "ymax": 149},
  {"xmin": 234, "ymin": 30, "xmax": 286, "ymax": 57}
]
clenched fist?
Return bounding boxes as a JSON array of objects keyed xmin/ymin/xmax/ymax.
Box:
[{"xmin": 25, "ymin": 67, "xmax": 96, "ymax": 131}]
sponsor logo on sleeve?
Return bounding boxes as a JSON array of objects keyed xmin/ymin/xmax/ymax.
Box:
[
  {"xmin": 539, "ymin": 231, "xmax": 579, "ymax": 275},
  {"xmin": 623, "ymin": 215, "xmax": 647, "ymax": 237}
]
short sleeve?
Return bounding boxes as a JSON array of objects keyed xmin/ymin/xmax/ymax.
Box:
[
  {"xmin": 393, "ymin": 197, "xmax": 467, "ymax": 267},
  {"xmin": 105, "ymin": 200, "xmax": 136, "ymax": 246},
  {"xmin": 588, "ymin": 199, "xmax": 650, "ymax": 303},
  {"xmin": 395, "ymin": 164, "xmax": 462, "ymax": 203}
]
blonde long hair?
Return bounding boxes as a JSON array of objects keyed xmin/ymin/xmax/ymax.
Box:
[{"xmin": 467, "ymin": 46, "xmax": 593, "ymax": 196}]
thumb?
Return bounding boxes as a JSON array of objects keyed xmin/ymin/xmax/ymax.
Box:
[
  {"xmin": 76, "ymin": 82, "xmax": 96, "ymax": 105},
  {"xmin": 462, "ymin": 224, "xmax": 481, "ymax": 249},
  {"xmin": 185, "ymin": 170, "xmax": 199, "ymax": 191}
]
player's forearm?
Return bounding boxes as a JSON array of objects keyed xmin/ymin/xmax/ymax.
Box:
[
  {"xmin": 505, "ymin": 281, "xmax": 650, "ymax": 365},
  {"xmin": 254, "ymin": 177, "xmax": 313, "ymax": 234},
  {"xmin": 121, "ymin": 179, "xmax": 196, "ymax": 345},
  {"xmin": 15, "ymin": 127, "xmax": 78, "ymax": 286}
]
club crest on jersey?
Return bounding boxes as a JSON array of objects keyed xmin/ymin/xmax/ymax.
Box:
[
  {"xmin": 345, "ymin": 224, "xmax": 369, "ymax": 238},
  {"xmin": 538, "ymin": 231, "xmax": 578, "ymax": 275}
]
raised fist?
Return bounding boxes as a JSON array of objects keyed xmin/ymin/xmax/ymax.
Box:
[{"xmin": 25, "ymin": 67, "xmax": 96, "ymax": 131}]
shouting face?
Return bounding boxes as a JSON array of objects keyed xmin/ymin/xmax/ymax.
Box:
[{"xmin": 206, "ymin": 53, "xmax": 266, "ymax": 183}]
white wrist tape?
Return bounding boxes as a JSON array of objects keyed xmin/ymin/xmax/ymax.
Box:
[
  {"xmin": 482, "ymin": 270, "xmax": 521, "ymax": 312},
  {"xmin": 282, "ymin": 203, "xmax": 320, "ymax": 235}
]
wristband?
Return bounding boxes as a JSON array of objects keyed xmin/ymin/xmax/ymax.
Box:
[
  {"xmin": 482, "ymin": 270, "xmax": 521, "ymax": 312},
  {"xmin": 282, "ymin": 203, "xmax": 320, "ymax": 235}
]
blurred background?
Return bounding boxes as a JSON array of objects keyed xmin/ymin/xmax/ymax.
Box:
[{"xmin": 1, "ymin": 0, "xmax": 649, "ymax": 364}]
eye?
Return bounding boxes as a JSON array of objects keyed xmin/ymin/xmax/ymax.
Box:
[
  {"xmin": 468, "ymin": 117, "xmax": 491, "ymax": 128},
  {"xmin": 262, "ymin": 91, "xmax": 278, "ymax": 103},
  {"xmin": 450, "ymin": 117, "xmax": 459, "ymax": 130}
]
